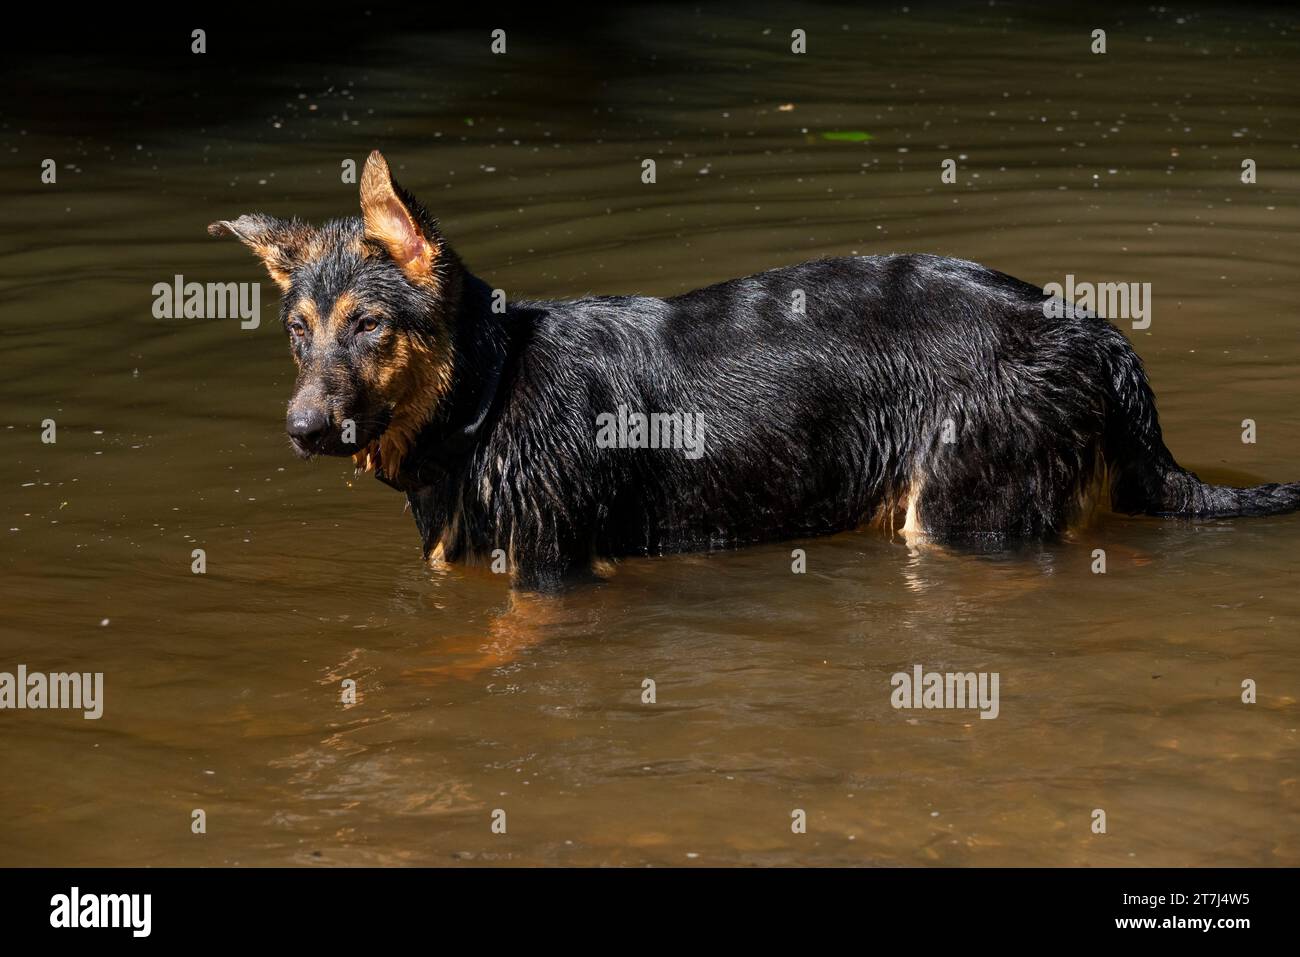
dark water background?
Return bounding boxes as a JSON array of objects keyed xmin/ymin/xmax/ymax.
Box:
[{"xmin": 1, "ymin": 3, "xmax": 1298, "ymax": 865}]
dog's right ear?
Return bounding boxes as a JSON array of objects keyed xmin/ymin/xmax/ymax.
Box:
[
  {"xmin": 359, "ymin": 150, "xmax": 442, "ymax": 290},
  {"xmin": 207, "ymin": 214, "xmax": 311, "ymax": 292}
]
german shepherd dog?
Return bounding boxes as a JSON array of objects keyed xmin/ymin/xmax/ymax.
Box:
[{"xmin": 210, "ymin": 151, "xmax": 1300, "ymax": 589}]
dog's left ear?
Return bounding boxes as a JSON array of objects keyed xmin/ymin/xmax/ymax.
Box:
[
  {"xmin": 206, "ymin": 214, "xmax": 311, "ymax": 292},
  {"xmin": 360, "ymin": 150, "xmax": 442, "ymax": 289}
]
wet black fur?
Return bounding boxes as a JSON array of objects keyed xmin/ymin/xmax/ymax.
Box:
[{"xmin": 372, "ymin": 250, "xmax": 1300, "ymax": 589}]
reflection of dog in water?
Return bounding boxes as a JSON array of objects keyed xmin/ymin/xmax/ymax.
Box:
[{"xmin": 210, "ymin": 150, "xmax": 1300, "ymax": 590}]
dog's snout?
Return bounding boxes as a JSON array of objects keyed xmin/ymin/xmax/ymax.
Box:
[{"xmin": 286, "ymin": 407, "xmax": 330, "ymax": 448}]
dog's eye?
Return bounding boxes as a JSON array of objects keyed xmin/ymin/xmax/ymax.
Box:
[
  {"xmin": 287, "ymin": 319, "xmax": 307, "ymax": 339},
  {"xmin": 356, "ymin": 315, "xmax": 381, "ymax": 335}
]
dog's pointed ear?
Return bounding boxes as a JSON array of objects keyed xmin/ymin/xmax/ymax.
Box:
[
  {"xmin": 207, "ymin": 214, "xmax": 310, "ymax": 292},
  {"xmin": 360, "ymin": 150, "xmax": 441, "ymax": 288}
]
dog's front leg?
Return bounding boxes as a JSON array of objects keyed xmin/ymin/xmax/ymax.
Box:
[
  {"xmin": 503, "ymin": 520, "xmax": 597, "ymax": 592},
  {"xmin": 404, "ymin": 485, "xmax": 448, "ymax": 558}
]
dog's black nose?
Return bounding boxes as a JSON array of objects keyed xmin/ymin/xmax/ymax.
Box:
[{"xmin": 286, "ymin": 408, "xmax": 330, "ymax": 449}]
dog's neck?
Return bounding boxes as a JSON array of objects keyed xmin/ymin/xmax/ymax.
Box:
[{"xmin": 373, "ymin": 271, "xmax": 513, "ymax": 492}]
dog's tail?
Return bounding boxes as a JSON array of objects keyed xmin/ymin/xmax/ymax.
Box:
[{"xmin": 1100, "ymin": 330, "xmax": 1300, "ymax": 518}]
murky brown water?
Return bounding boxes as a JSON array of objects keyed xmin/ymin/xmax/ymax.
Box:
[{"xmin": 2, "ymin": 4, "xmax": 1298, "ymax": 866}]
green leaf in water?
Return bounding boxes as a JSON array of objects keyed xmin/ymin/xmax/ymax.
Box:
[{"xmin": 820, "ymin": 131, "xmax": 873, "ymax": 143}]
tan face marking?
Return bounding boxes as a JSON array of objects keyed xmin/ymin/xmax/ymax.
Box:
[
  {"xmin": 286, "ymin": 299, "xmax": 321, "ymax": 361},
  {"xmin": 351, "ymin": 326, "xmax": 455, "ymax": 477},
  {"xmin": 325, "ymin": 290, "xmax": 360, "ymax": 338},
  {"xmin": 291, "ymin": 298, "xmax": 320, "ymax": 327}
]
